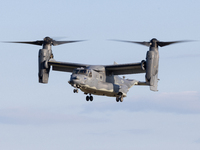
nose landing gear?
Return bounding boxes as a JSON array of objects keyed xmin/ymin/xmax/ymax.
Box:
[
  {"xmin": 73, "ymin": 89, "xmax": 78, "ymax": 93},
  {"xmin": 116, "ymin": 95, "xmax": 123, "ymax": 102}
]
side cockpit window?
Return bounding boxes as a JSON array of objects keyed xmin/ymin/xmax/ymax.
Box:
[
  {"xmin": 88, "ymin": 70, "xmax": 92, "ymax": 77},
  {"xmin": 73, "ymin": 69, "xmax": 79, "ymax": 74}
]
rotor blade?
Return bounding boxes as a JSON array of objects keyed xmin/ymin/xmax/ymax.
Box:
[
  {"xmin": 52, "ymin": 40, "xmax": 85, "ymax": 46},
  {"xmin": 129, "ymin": 41, "xmax": 150, "ymax": 47},
  {"xmin": 4, "ymin": 40, "xmax": 43, "ymax": 46},
  {"xmin": 157, "ymin": 40, "xmax": 190, "ymax": 47},
  {"xmin": 111, "ymin": 39, "xmax": 150, "ymax": 47}
]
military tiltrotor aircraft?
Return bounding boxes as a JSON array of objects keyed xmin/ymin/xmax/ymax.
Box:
[{"xmin": 7, "ymin": 37, "xmax": 187, "ymax": 102}]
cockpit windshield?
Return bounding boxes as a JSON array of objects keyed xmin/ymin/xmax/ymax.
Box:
[
  {"xmin": 73, "ymin": 70, "xmax": 80, "ymax": 74},
  {"xmin": 73, "ymin": 69, "xmax": 92, "ymax": 77},
  {"xmin": 79, "ymin": 70, "xmax": 87, "ymax": 74},
  {"xmin": 73, "ymin": 69, "xmax": 86, "ymax": 74}
]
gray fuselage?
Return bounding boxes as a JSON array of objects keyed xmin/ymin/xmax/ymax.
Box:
[{"xmin": 68, "ymin": 65, "xmax": 137, "ymax": 97}]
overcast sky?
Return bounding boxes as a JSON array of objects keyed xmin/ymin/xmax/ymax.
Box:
[{"xmin": 0, "ymin": 0, "xmax": 200, "ymax": 150}]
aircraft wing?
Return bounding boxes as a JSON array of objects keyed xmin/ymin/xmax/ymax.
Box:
[
  {"xmin": 48, "ymin": 59, "xmax": 145, "ymax": 75},
  {"xmin": 105, "ymin": 62, "xmax": 145, "ymax": 75},
  {"xmin": 48, "ymin": 59, "xmax": 88, "ymax": 73}
]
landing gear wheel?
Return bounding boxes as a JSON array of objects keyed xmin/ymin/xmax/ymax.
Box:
[
  {"xmin": 73, "ymin": 89, "xmax": 78, "ymax": 93},
  {"xmin": 116, "ymin": 97, "xmax": 119, "ymax": 102},
  {"xmin": 86, "ymin": 96, "xmax": 90, "ymax": 101},
  {"xmin": 90, "ymin": 96, "xmax": 93, "ymax": 101},
  {"xmin": 119, "ymin": 96, "xmax": 123, "ymax": 102}
]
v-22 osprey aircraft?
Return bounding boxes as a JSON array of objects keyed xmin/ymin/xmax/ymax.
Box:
[{"xmin": 8, "ymin": 37, "xmax": 187, "ymax": 102}]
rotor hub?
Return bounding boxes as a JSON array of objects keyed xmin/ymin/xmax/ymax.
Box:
[
  {"xmin": 150, "ymin": 38, "xmax": 158, "ymax": 47},
  {"xmin": 43, "ymin": 37, "xmax": 53, "ymax": 45}
]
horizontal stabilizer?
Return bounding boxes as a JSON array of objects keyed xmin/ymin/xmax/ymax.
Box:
[{"xmin": 135, "ymin": 81, "xmax": 149, "ymax": 86}]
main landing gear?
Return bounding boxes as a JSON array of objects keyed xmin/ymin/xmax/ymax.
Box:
[
  {"xmin": 86, "ymin": 94, "xmax": 93, "ymax": 101},
  {"xmin": 116, "ymin": 95, "xmax": 123, "ymax": 102}
]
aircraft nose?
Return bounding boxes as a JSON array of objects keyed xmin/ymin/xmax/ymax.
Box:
[{"xmin": 69, "ymin": 75, "xmax": 86, "ymax": 87}]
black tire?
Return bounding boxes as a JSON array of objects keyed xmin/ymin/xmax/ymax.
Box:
[
  {"xmin": 90, "ymin": 96, "xmax": 93, "ymax": 101},
  {"xmin": 120, "ymin": 97, "xmax": 123, "ymax": 102},
  {"xmin": 86, "ymin": 96, "xmax": 90, "ymax": 101},
  {"xmin": 116, "ymin": 97, "xmax": 119, "ymax": 102}
]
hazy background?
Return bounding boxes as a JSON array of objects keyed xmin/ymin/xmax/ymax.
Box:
[{"xmin": 0, "ymin": 0, "xmax": 200, "ymax": 150}]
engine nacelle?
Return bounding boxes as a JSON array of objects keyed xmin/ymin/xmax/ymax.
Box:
[
  {"xmin": 146, "ymin": 51, "xmax": 154, "ymax": 83},
  {"xmin": 145, "ymin": 50, "xmax": 159, "ymax": 90},
  {"xmin": 38, "ymin": 49, "xmax": 52, "ymax": 83}
]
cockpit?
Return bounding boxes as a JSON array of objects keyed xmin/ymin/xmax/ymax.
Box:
[{"xmin": 73, "ymin": 68, "xmax": 92, "ymax": 77}]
